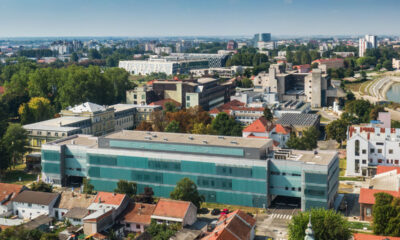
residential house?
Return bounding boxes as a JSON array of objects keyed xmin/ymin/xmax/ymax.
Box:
[
  {"xmin": 83, "ymin": 192, "xmax": 129, "ymax": 235},
  {"xmin": 53, "ymin": 191, "xmax": 96, "ymax": 224},
  {"xmin": 23, "ymin": 215, "xmax": 54, "ymax": 232},
  {"xmin": 242, "ymin": 117, "xmax": 291, "ymax": 148},
  {"xmin": 151, "ymin": 199, "xmax": 197, "ymax": 226},
  {"xmin": 202, "ymin": 210, "xmax": 256, "ymax": 240},
  {"xmin": 0, "ymin": 183, "xmax": 26, "ymax": 217},
  {"xmin": 12, "ymin": 191, "xmax": 60, "ymax": 219},
  {"xmin": 120, "ymin": 202, "xmax": 156, "ymax": 233},
  {"xmin": 359, "ymin": 166, "xmax": 400, "ymax": 221}
]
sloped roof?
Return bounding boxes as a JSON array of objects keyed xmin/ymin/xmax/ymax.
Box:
[
  {"xmin": 67, "ymin": 102, "xmax": 106, "ymax": 113},
  {"xmin": 377, "ymin": 166, "xmax": 400, "ymax": 175},
  {"xmin": 243, "ymin": 117, "xmax": 274, "ymax": 133},
  {"xmin": 12, "ymin": 190, "xmax": 59, "ymax": 206},
  {"xmin": 122, "ymin": 202, "xmax": 156, "ymax": 225},
  {"xmin": 55, "ymin": 191, "xmax": 96, "ymax": 210},
  {"xmin": 202, "ymin": 210, "xmax": 255, "ymax": 240},
  {"xmin": 64, "ymin": 207, "xmax": 90, "ymax": 219},
  {"xmin": 209, "ymin": 100, "xmax": 245, "ymax": 115},
  {"xmin": 275, "ymin": 124, "xmax": 291, "ymax": 134},
  {"xmin": 149, "ymin": 99, "xmax": 181, "ymax": 109},
  {"xmin": 276, "ymin": 113, "xmax": 320, "ymax": 127},
  {"xmin": 152, "ymin": 199, "xmax": 192, "ymax": 219},
  {"xmin": 354, "ymin": 233, "xmax": 400, "ymax": 240},
  {"xmin": 93, "ymin": 192, "xmax": 126, "ymax": 206},
  {"xmin": 359, "ymin": 188, "xmax": 400, "ymax": 205},
  {"xmin": 0, "ymin": 183, "xmax": 25, "ymax": 206}
]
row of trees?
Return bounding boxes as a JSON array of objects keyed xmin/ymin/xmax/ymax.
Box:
[
  {"xmin": 136, "ymin": 107, "xmax": 243, "ymax": 137},
  {"xmin": 0, "ymin": 59, "xmax": 133, "ymax": 118},
  {"xmin": 226, "ymin": 47, "xmax": 270, "ymax": 75}
]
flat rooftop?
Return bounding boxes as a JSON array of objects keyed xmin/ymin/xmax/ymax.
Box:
[
  {"xmin": 274, "ymin": 149, "xmax": 337, "ymax": 165},
  {"xmin": 104, "ymin": 130, "xmax": 271, "ymax": 149},
  {"xmin": 49, "ymin": 135, "xmax": 99, "ymax": 148},
  {"xmin": 23, "ymin": 116, "xmax": 90, "ymax": 132},
  {"xmin": 110, "ymin": 104, "xmax": 136, "ymax": 112}
]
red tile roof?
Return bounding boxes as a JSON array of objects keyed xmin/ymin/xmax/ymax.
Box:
[
  {"xmin": 230, "ymin": 106, "xmax": 264, "ymax": 111},
  {"xmin": 359, "ymin": 188, "xmax": 400, "ymax": 205},
  {"xmin": 243, "ymin": 117, "xmax": 274, "ymax": 133},
  {"xmin": 275, "ymin": 124, "xmax": 291, "ymax": 134},
  {"xmin": 0, "ymin": 183, "xmax": 25, "ymax": 206},
  {"xmin": 149, "ymin": 98, "xmax": 181, "ymax": 109},
  {"xmin": 202, "ymin": 210, "xmax": 255, "ymax": 240},
  {"xmin": 94, "ymin": 192, "xmax": 126, "ymax": 206},
  {"xmin": 0, "ymin": 86, "xmax": 4, "ymax": 94},
  {"xmin": 122, "ymin": 202, "xmax": 156, "ymax": 225},
  {"xmin": 376, "ymin": 166, "xmax": 400, "ymax": 175},
  {"xmin": 209, "ymin": 100, "xmax": 245, "ymax": 115},
  {"xmin": 354, "ymin": 233, "xmax": 400, "ymax": 240},
  {"xmin": 152, "ymin": 198, "xmax": 192, "ymax": 219},
  {"xmin": 312, "ymin": 58, "xmax": 344, "ymax": 63}
]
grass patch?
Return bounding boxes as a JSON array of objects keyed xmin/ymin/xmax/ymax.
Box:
[
  {"xmin": 339, "ymin": 158, "xmax": 346, "ymax": 177},
  {"xmin": 201, "ymin": 202, "xmax": 265, "ymax": 214},
  {"xmin": 0, "ymin": 164, "xmax": 38, "ymax": 185},
  {"xmin": 339, "ymin": 176, "xmax": 363, "ymax": 181},
  {"xmin": 348, "ymin": 221, "xmax": 372, "ymax": 230}
]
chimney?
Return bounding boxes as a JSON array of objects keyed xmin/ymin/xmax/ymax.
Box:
[
  {"xmin": 113, "ymin": 192, "xmax": 116, "ymax": 196},
  {"xmin": 98, "ymin": 197, "xmax": 101, "ymax": 203}
]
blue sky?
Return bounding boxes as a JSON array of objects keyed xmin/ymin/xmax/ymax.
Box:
[{"xmin": 0, "ymin": 0, "xmax": 398, "ymax": 37}]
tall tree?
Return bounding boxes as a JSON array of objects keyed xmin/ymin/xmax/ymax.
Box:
[
  {"xmin": 370, "ymin": 105, "xmax": 387, "ymax": 121},
  {"xmin": 31, "ymin": 181, "xmax": 53, "ymax": 192},
  {"xmin": 211, "ymin": 112, "xmax": 242, "ymax": 136},
  {"xmin": 286, "ymin": 127, "xmax": 319, "ymax": 150},
  {"xmin": 372, "ymin": 192, "xmax": 400, "ymax": 236},
  {"xmin": 114, "ymin": 180, "xmax": 137, "ymax": 198},
  {"xmin": 165, "ymin": 120, "xmax": 180, "ymax": 133},
  {"xmin": 263, "ymin": 107, "xmax": 273, "ymax": 121},
  {"xmin": 170, "ymin": 177, "xmax": 204, "ymax": 209},
  {"xmin": 2, "ymin": 124, "xmax": 29, "ymax": 168},
  {"xmin": 326, "ymin": 119, "xmax": 348, "ymax": 147},
  {"xmin": 288, "ymin": 208, "xmax": 351, "ymax": 240}
]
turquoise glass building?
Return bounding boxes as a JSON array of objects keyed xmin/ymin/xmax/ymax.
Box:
[{"xmin": 41, "ymin": 130, "xmax": 339, "ymax": 211}]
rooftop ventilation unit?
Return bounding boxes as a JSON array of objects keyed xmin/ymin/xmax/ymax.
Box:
[
  {"xmin": 163, "ymin": 138, "xmax": 168, "ymax": 141},
  {"xmin": 218, "ymin": 136, "xmax": 224, "ymax": 139},
  {"xmin": 188, "ymin": 136, "xmax": 194, "ymax": 140},
  {"xmin": 202, "ymin": 140, "xmax": 208, "ymax": 144},
  {"xmin": 230, "ymin": 141, "xmax": 238, "ymax": 144},
  {"xmin": 144, "ymin": 136, "xmax": 152, "ymax": 140}
]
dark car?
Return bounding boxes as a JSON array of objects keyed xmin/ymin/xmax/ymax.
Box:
[{"xmin": 211, "ymin": 208, "xmax": 221, "ymax": 215}]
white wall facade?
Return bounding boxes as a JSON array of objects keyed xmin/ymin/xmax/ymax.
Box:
[{"xmin": 13, "ymin": 202, "xmax": 53, "ymax": 220}]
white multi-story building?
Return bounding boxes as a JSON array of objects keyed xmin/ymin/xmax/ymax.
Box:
[
  {"xmin": 154, "ymin": 47, "xmax": 172, "ymax": 55},
  {"xmin": 359, "ymin": 35, "xmax": 377, "ymax": 57},
  {"xmin": 346, "ymin": 124, "xmax": 400, "ymax": 177}
]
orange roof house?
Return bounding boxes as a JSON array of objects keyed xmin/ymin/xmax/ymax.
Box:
[
  {"xmin": 359, "ymin": 188, "xmax": 400, "ymax": 205},
  {"xmin": 149, "ymin": 98, "xmax": 181, "ymax": 109},
  {"xmin": 122, "ymin": 202, "xmax": 156, "ymax": 226},
  {"xmin": 243, "ymin": 117, "xmax": 274, "ymax": 134},
  {"xmin": 151, "ymin": 199, "xmax": 197, "ymax": 226},
  {"xmin": 202, "ymin": 210, "xmax": 256, "ymax": 240},
  {"xmin": 376, "ymin": 166, "xmax": 400, "ymax": 175},
  {"xmin": 0, "ymin": 183, "xmax": 26, "ymax": 213},
  {"xmin": 93, "ymin": 192, "xmax": 126, "ymax": 206},
  {"xmin": 354, "ymin": 233, "xmax": 400, "ymax": 240}
]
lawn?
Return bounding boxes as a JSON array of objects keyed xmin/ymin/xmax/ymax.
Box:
[
  {"xmin": 339, "ymin": 158, "xmax": 346, "ymax": 176},
  {"xmin": 0, "ymin": 164, "xmax": 38, "ymax": 185},
  {"xmin": 348, "ymin": 221, "xmax": 372, "ymax": 230},
  {"xmin": 201, "ymin": 202, "xmax": 265, "ymax": 214}
]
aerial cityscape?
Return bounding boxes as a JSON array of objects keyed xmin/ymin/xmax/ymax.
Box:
[{"xmin": 1, "ymin": 1, "xmax": 400, "ymax": 240}]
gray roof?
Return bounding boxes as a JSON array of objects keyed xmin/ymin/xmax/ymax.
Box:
[
  {"xmin": 66, "ymin": 102, "xmax": 107, "ymax": 113},
  {"xmin": 23, "ymin": 116, "xmax": 89, "ymax": 132},
  {"xmin": 23, "ymin": 215, "xmax": 53, "ymax": 230},
  {"xmin": 64, "ymin": 207, "xmax": 90, "ymax": 219},
  {"xmin": 12, "ymin": 190, "xmax": 59, "ymax": 205},
  {"xmin": 276, "ymin": 113, "xmax": 320, "ymax": 127}
]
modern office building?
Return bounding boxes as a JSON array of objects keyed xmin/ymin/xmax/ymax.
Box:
[
  {"xmin": 253, "ymin": 33, "xmax": 271, "ymax": 47},
  {"xmin": 41, "ymin": 131, "xmax": 339, "ymax": 211},
  {"xmin": 359, "ymin": 35, "xmax": 377, "ymax": 57}
]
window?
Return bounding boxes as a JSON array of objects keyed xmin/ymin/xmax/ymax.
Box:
[
  {"xmin": 355, "ymin": 140, "xmax": 360, "ymax": 156},
  {"xmin": 366, "ymin": 208, "xmax": 372, "ymax": 216},
  {"xmin": 355, "ymin": 159, "xmax": 360, "ymax": 173},
  {"xmin": 378, "ymin": 149, "xmax": 382, "ymax": 154},
  {"xmin": 136, "ymin": 224, "xmax": 141, "ymax": 229},
  {"xmin": 370, "ymin": 148, "xmax": 375, "ymax": 153},
  {"xmin": 377, "ymin": 142, "xmax": 384, "ymax": 145},
  {"xmin": 362, "ymin": 149, "xmax": 367, "ymax": 154},
  {"xmin": 298, "ymin": 187, "xmax": 301, "ymax": 192},
  {"xmin": 291, "ymin": 187, "xmax": 295, "ymax": 191},
  {"xmin": 389, "ymin": 149, "xmax": 394, "ymax": 154},
  {"xmin": 134, "ymin": 94, "xmax": 137, "ymax": 99},
  {"xmin": 362, "ymin": 160, "xmax": 367, "ymax": 164},
  {"xmin": 285, "ymin": 187, "xmax": 289, "ymax": 190},
  {"xmin": 378, "ymin": 159, "xmax": 383, "ymax": 163},
  {"xmin": 396, "ymin": 160, "xmax": 399, "ymax": 165}
]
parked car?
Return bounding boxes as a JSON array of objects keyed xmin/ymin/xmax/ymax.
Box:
[{"xmin": 211, "ymin": 208, "xmax": 221, "ymax": 215}]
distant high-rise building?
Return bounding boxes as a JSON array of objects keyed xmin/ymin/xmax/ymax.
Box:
[
  {"xmin": 226, "ymin": 40, "xmax": 238, "ymax": 50},
  {"xmin": 253, "ymin": 33, "xmax": 271, "ymax": 47},
  {"xmin": 359, "ymin": 34, "xmax": 377, "ymax": 57}
]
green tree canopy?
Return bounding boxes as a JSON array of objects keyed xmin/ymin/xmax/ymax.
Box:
[
  {"xmin": 164, "ymin": 120, "xmax": 180, "ymax": 133},
  {"xmin": 114, "ymin": 180, "xmax": 137, "ymax": 198},
  {"xmin": 170, "ymin": 177, "xmax": 204, "ymax": 209},
  {"xmin": 211, "ymin": 112, "xmax": 242, "ymax": 136},
  {"xmin": 326, "ymin": 119, "xmax": 349, "ymax": 146},
  {"xmin": 31, "ymin": 181, "xmax": 53, "ymax": 192},
  {"xmin": 286, "ymin": 127, "xmax": 319, "ymax": 150},
  {"xmin": 373, "ymin": 192, "xmax": 400, "ymax": 236},
  {"xmin": 263, "ymin": 107, "xmax": 273, "ymax": 121},
  {"xmin": 288, "ymin": 208, "xmax": 351, "ymax": 240},
  {"xmin": 2, "ymin": 124, "xmax": 29, "ymax": 168}
]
